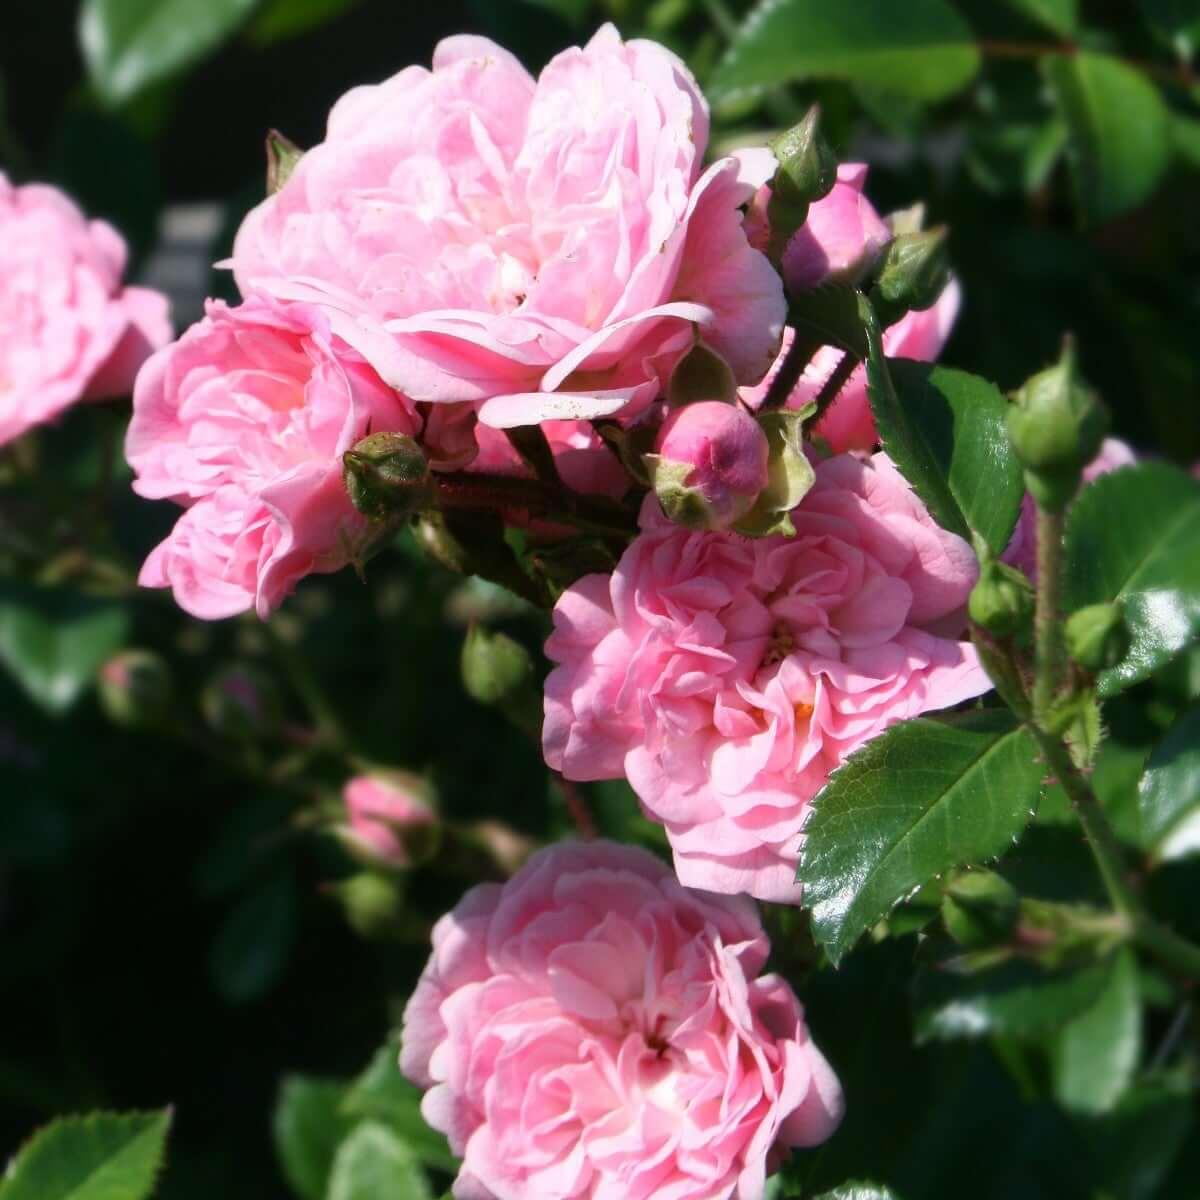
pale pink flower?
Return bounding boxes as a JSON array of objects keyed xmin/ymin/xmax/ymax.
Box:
[
  {"xmin": 231, "ymin": 26, "xmax": 784, "ymax": 430},
  {"xmin": 401, "ymin": 840, "xmax": 842, "ymax": 1200},
  {"xmin": 740, "ymin": 281, "xmax": 961, "ymax": 453},
  {"xmin": 127, "ymin": 297, "xmax": 416, "ymax": 619},
  {"xmin": 544, "ymin": 453, "xmax": 989, "ymax": 903},
  {"xmin": 341, "ymin": 772, "xmax": 437, "ymax": 867},
  {"xmin": 0, "ymin": 173, "xmax": 170, "ymax": 445},
  {"xmin": 1003, "ymin": 437, "xmax": 1137, "ymax": 580}
]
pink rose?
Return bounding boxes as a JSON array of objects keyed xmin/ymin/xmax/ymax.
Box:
[
  {"xmin": 740, "ymin": 280, "xmax": 961, "ymax": 453},
  {"xmin": 544, "ymin": 453, "xmax": 989, "ymax": 902},
  {"xmin": 341, "ymin": 772, "xmax": 438, "ymax": 867},
  {"xmin": 649, "ymin": 401, "xmax": 770, "ymax": 529},
  {"xmin": 231, "ymin": 26, "xmax": 784, "ymax": 430},
  {"xmin": 1003, "ymin": 437, "xmax": 1137, "ymax": 580},
  {"xmin": 0, "ymin": 173, "xmax": 171, "ymax": 445},
  {"xmin": 127, "ymin": 297, "xmax": 416, "ymax": 618},
  {"xmin": 401, "ymin": 840, "xmax": 842, "ymax": 1199}
]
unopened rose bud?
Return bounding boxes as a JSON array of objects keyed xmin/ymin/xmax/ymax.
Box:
[
  {"xmin": 332, "ymin": 872, "xmax": 404, "ymax": 939},
  {"xmin": 1065, "ymin": 602, "xmax": 1129, "ymax": 673},
  {"xmin": 763, "ymin": 107, "xmax": 838, "ymax": 264},
  {"xmin": 868, "ymin": 227, "xmax": 951, "ymax": 327},
  {"xmin": 343, "ymin": 432, "xmax": 434, "ymax": 522},
  {"xmin": 337, "ymin": 771, "xmax": 440, "ymax": 869},
  {"xmin": 1007, "ymin": 341, "xmax": 1109, "ymax": 512},
  {"xmin": 97, "ymin": 649, "xmax": 173, "ymax": 729},
  {"xmin": 968, "ymin": 560, "xmax": 1035, "ymax": 639},
  {"xmin": 646, "ymin": 402, "xmax": 770, "ymax": 531},
  {"xmin": 461, "ymin": 625, "xmax": 542, "ymax": 736},
  {"xmin": 202, "ymin": 664, "xmax": 282, "ymax": 741},
  {"xmin": 782, "ymin": 163, "xmax": 892, "ymax": 293},
  {"xmin": 942, "ymin": 869, "xmax": 1019, "ymax": 949}
]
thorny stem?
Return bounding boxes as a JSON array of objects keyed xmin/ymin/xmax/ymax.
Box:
[
  {"xmin": 761, "ymin": 332, "xmax": 816, "ymax": 411},
  {"xmin": 554, "ymin": 774, "xmax": 597, "ymax": 840},
  {"xmin": 1032, "ymin": 506, "xmax": 1065, "ymax": 718},
  {"xmin": 809, "ymin": 351, "xmax": 860, "ymax": 430}
]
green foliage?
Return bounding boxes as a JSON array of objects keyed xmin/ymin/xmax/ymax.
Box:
[
  {"xmin": 326, "ymin": 1123, "xmax": 433, "ymax": 1200},
  {"xmin": 1064, "ymin": 464, "xmax": 1200, "ymax": 696},
  {"xmin": 798, "ymin": 710, "xmax": 1042, "ymax": 965},
  {"xmin": 0, "ymin": 1110, "xmax": 171, "ymax": 1200},
  {"xmin": 1137, "ymin": 705, "xmax": 1200, "ymax": 857},
  {"xmin": 273, "ymin": 1079, "xmax": 357, "ymax": 1200}
]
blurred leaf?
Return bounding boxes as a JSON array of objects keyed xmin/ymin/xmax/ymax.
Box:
[
  {"xmin": 0, "ymin": 583, "xmax": 129, "ymax": 716},
  {"xmin": 798, "ymin": 710, "xmax": 1041, "ymax": 965},
  {"xmin": 208, "ymin": 868, "xmax": 298, "ymax": 1003},
  {"xmin": 1049, "ymin": 947, "xmax": 1140, "ymax": 1113},
  {"xmin": 342, "ymin": 1041, "xmax": 457, "ymax": 1174},
  {"xmin": 1171, "ymin": 113, "xmax": 1200, "ymax": 168},
  {"xmin": 914, "ymin": 957, "xmax": 1113, "ymax": 1040},
  {"xmin": 1001, "ymin": 0, "xmax": 1078, "ymax": 35},
  {"xmin": 274, "ymin": 1077, "xmax": 356, "ymax": 1200},
  {"xmin": 1044, "ymin": 52, "xmax": 1172, "ymax": 226},
  {"xmin": 1139, "ymin": 0, "xmax": 1200, "ymax": 60},
  {"xmin": 0, "ymin": 1109, "xmax": 171, "ymax": 1200},
  {"xmin": 1138, "ymin": 706, "xmax": 1200, "ymax": 856},
  {"xmin": 327, "ymin": 1123, "xmax": 433, "ymax": 1200},
  {"xmin": 884, "ymin": 361, "xmax": 1025, "ymax": 556},
  {"xmin": 1064, "ymin": 464, "xmax": 1200, "ymax": 696},
  {"xmin": 79, "ymin": 0, "xmax": 260, "ymax": 106},
  {"xmin": 248, "ymin": 0, "xmax": 362, "ymax": 44},
  {"xmin": 966, "ymin": 117, "xmax": 1066, "ymax": 196},
  {"xmin": 521, "ymin": 0, "xmax": 591, "ymax": 23},
  {"xmin": 709, "ymin": 0, "xmax": 979, "ymax": 102}
]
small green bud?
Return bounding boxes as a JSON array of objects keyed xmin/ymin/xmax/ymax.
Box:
[
  {"xmin": 202, "ymin": 664, "xmax": 282, "ymax": 741},
  {"xmin": 343, "ymin": 432, "xmax": 434, "ymax": 522},
  {"xmin": 97, "ymin": 649, "xmax": 173, "ymax": 729},
  {"xmin": 1006, "ymin": 341, "xmax": 1109, "ymax": 511},
  {"xmin": 265, "ymin": 129, "xmax": 303, "ymax": 194},
  {"xmin": 968, "ymin": 559, "xmax": 1035, "ymax": 638},
  {"xmin": 765, "ymin": 107, "xmax": 838, "ymax": 262},
  {"xmin": 332, "ymin": 872, "xmax": 404, "ymax": 939},
  {"xmin": 1065, "ymin": 602, "xmax": 1129, "ymax": 673},
  {"xmin": 942, "ymin": 869, "xmax": 1020, "ymax": 949},
  {"xmin": 867, "ymin": 226, "xmax": 951, "ymax": 327},
  {"xmin": 667, "ymin": 341, "xmax": 737, "ymax": 407},
  {"xmin": 462, "ymin": 625, "xmax": 534, "ymax": 705}
]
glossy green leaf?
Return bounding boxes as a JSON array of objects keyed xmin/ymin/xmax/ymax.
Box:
[
  {"xmin": 1044, "ymin": 52, "xmax": 1172, "ymax": 226},
  {"xmin": 1138, "ymin": 706, "xmax": 1200, "ymax": 856},
  {"xmin": 79, "ymin": 0, "xmax": 260, "ymax": 105},
  {"xmin": 914, "ymin": 957, "xmax": 1112, "ymax": 1041},
  {"xmin": 327, "ymin": 1123, "xmax": 433, "ymax": 1200},
  {"xmin": 0, "ymin": 1109, "xmax": 171, "ymax": 1200},
  {"xmin": 273, "ymin": 1077, "xmax": 356, "ymax": 1200},
  {"xmin": 797, "ymin": 710, "xmax": 1042, "ymax": 965},
  {"xmin": 709, "ymin": 0, "xmax": 980, "ymax": 102},
  {"xmin": 1064, "ymin": 463, "xmax": 1200, "ymax": 695},
  {"xmin": 342, "ymin": 1041, "xmax": 457, "ymax": 1174},
  {"xmin": 885, "ymin": 361, "xmax": 1025, "ymax": 556},
  {"xmin": 0, "ymin": 583, "xmax": 129, "ymax": 716},
  {"xmin": 1001, "ymin": 0, "xmax": 1078, "ymax": 35}
]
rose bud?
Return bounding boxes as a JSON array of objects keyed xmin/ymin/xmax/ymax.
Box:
[
  {"xmin": 201, "ymin": 664, "xmax": 282, "ymax": 741},
  {"xmin": 646, "ymin": 401, "xmax": 770, "ymax": 530},
  {"xmin": 1065, "ymin": 602, "xmax": 1130, "ymax": 674},
  {"xmin": 338, "ymin": 771, "xmax": 439, "ymax": 869},
  {"xmin": 97, "ymin": 650, "xmax": 173, "ymax": 729},
  {"xmin": 343, "ymin": 431, "xmax": 434, "ymax": 522},
  {"xmin": 968, "ymin": 559, "xmax": 1035, "ymax": 639}
]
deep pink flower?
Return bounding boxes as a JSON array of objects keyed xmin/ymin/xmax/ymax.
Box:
[
  {"xmin": 1003, "ymin": 437, "xmax": 1137, "ymax": 580},
  {"xmin": 231, "ymin": 26, "xmax": 784, "ymax": 430},
  {"xmin": 342, "ymin": 772, "xmax": 437, "ymax": 867},
  {"xmin": 401, "ymin": 840, "xmax": 842, "ymax": 1199},
  {"xmin": 544, "ymin": 453, "xmax": 988, "ymax": 903},
  {"xmin": 127, "ymin": 297, "xmax": 416, "ymax": 618},
  {"xmin": 0, "ymin": 173, "xmax": 170, "ymax": 445},
  {"xmin": 740, "ymin": 282, "xmax": 961, "ymax": 453}
]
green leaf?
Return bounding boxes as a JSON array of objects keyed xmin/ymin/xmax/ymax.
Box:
[
  {"xmin": 1044, "ymin": 52, "xmax": 1172, "ymax": 226},
  {"xmin": 342, "ymin": 1042, "xmax": 457, "ymax": 1174},
  {"xmin": 327, "ymin": 1123, "xmax": 433, "ymax": 1200},
  {"xmin": 797, "ymin": 710, "xmax": 1042, "ymax": 965},
  {"xmin": 79, "ymin": 0, "xmax": 260, "ymax": 106},
  {"xmin": 208, "ymin": 869, "xmax": 298, "ymax": 1003},
  {"xmin": 1064, "ymin": 463, "xmax": 1200, "ymax": 695},
  {"xmin": 914, "ymin": 957, "xmax": 1113, "ymax": 1041},
  {"xmin": 0, "ymin": 583, "xmax": 129, "ymax": 716},
  {"xmin": 1138, "ymin": 706, "xmax": 1200, "ymax": 857},
  {"xmin": 884, "ymin": 361, "xmax": 1025, "ymax": 556},
  {"xmin": 273, "ymin": 1077, "xmax": 356, "ymax": 1200},
  {"xmin": 1139, "ymin": 0, "xmax": 1200, "ymax": 60},
  {"xmin": 1049, "ymin": 948, "xmax": 1140, "ymax": 1113},
  {"xmin": 710, "ymin": 0, "xmax": 980, "ymax": 102},
  {"xmin": 0, "ymin": 1109, "xmax": 171, "ymax": 1200},
  {"xmin": 1000, "ymin": 0, "xmax": 1078, "ymax": 35},
  {"xmin": 248, "ymin": 0, "xmax": 361, "ymax": 44}
]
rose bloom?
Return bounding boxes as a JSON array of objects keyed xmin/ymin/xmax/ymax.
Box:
[
  {"xmin": 342, "ymin": 772, "xmax": 437, "ymax": 867},
  {"xmin": 0, "ymin": 173, "xmax": 170, "ymax": 445},
  {"xmin": 1002, "ymin": 437, "xmax": 1137, "ymax": 581},
  {"xmin": 126, "ymin": 297, "xmax": 416, "ymax": 618},
  {"xmin": 231, "ymin": 25, "xmax": 784, "ymax": 430},
  {"xmin": 544, "ymin": 453, "xmax": 989, "ymax": 902},
  {"xmin": 401, "ymin": 840, "xmax": 842, "ymax": 1200}
]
